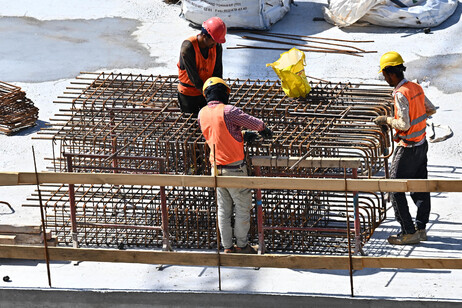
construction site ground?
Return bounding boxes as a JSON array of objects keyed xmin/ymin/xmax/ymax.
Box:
[{"xmin": 0, "ymin": 0, "xmax": 461, "ymax": 307}]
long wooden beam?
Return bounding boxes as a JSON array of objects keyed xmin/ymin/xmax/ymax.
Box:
[
  {"xmin": 0, "ymin": 172, "xmax": 461, "ymax": 192},
  {"xmin": 1, "ymin": 245, "xmax": 461, "ymax": 270}
]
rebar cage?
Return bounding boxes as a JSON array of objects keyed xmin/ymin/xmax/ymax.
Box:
[{"xmin": 29, "ymin": 72, "xmax": 393, "ymax": 254}]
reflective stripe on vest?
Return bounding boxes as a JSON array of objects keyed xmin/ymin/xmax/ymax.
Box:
[
  {"xmin": 393, "ymin": 82, "xmax": 427, "ymax": 145},
  {"xmin": 177, "ymin": 36, "xmax": 217, "ymax": 97},
  {"xmin": 199, "ymin": 104, "xmax": 244, "ymax": 166}
]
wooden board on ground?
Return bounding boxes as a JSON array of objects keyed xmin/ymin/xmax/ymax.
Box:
[
  {"xmin": 0, "ymin": 225, "xmax": 41, "ymax": 234},
  {"xmin": 0, "ymin": 245, "xmax": 461, "ymax": 270},
  {"xmin": 0, "ymin": 235, "xmax": 16, "ymax": 245},
  {"xmin": 0, "ymin": 224, "xmax": 56, "ymax": 246}
]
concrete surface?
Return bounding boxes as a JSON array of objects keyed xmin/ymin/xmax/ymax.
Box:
[
  {"xmin": 0, "ymin": 0, "xmax": 461, "ymax": 306},
  {"xmin": 0, "ymin": 288, "xmax": 461, "ymax": 308}
]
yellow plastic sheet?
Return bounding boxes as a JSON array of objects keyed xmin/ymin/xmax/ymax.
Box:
[{"xmin": 266, "ymin": 47, "xmax": 311, "ymax": 98}]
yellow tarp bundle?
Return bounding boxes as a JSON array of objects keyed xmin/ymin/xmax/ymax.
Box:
[{"xmin": 266, "ymin": 47, "xmax": 311, "ymax": 98}]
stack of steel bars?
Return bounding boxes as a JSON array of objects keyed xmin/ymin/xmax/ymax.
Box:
[
  {"xmin": 0, "ymin": 81, "xmax": 39, "ymax": 135},
  {"xmin": 28, "ymin": 72, "xmax": 394, "ymax": 254},
  {"xmin": 228, "ymin": 31, "xmax": 376, "ymax": 57}
]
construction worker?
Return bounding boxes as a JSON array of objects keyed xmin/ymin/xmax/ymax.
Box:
[
  {"xmin": 177, "ymin": 17, "xmax": 226, "ymax": 115},
  {"xmin": 374, "ymin": 51, "xmax": 437, "ymax": 245},
  {"xmin": 198, "ymin": 77, "xmax": 273, "ymax": 253}
]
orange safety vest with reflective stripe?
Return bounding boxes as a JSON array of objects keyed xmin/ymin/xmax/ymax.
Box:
[
  {"xmin": 177, "ymin": 36, "xmax": 217, "ymax": 97},
  {"xmin": 393, "ymin": 81, "xmax": 427, "ymax": 146},
  {"xmin": 199, "ymin": 104, "xmax": 244, "ymax": 166}
]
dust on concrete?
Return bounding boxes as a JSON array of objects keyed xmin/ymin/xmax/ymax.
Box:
[
  {"xmin": 406, "ymin": 53, "xmax": 462, "ymax": 94},
  {"xmin": 0, "ymin": 16, "xmax": 160, "ymax": 83}
]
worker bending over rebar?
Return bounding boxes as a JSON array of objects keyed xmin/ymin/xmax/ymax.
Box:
[
  {"xmin": 198, "ymin": 77, "xmax": 273, "ymax": 253},
  {"xmin": 177, "ymin": 17, "xmax": 226, "ymax": 115}
]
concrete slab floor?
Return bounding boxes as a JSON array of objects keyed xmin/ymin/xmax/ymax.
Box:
[{"xmin": 1, "ymin": 0, "xmax": 462, "ymax": 305}]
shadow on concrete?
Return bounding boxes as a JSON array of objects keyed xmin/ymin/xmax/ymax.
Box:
[
  {"xmin": 0, "ymin": 17, "xmax": 159, "ymax": 83},
  {"xmin": 13, "ymin": 120, "xmax": 49, "ymax": 136},
  {"xmin": 428, "ymin": 164, "xmax": 462, "ymax": 177},
  {"xmin": 0, "ymin": 258, "xmax": 70, "ymax": 267}
]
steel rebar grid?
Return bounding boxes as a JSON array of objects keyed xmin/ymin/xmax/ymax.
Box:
[
  {"xmin": 39, "ymin": 74, "xmax": 393, "ymax": 175},
  {"xmin": 25, "ymin": 183, "xmax": 383, "ymax": 253},
  {"xmin": 29, "ymin": 73, "xmax": 393, "ymax": 253}
]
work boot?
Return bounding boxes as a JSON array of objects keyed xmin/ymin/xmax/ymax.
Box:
[
  {"xmin": 235, "ymin": 244, "xmax": 258, "ymax": 254},
  {"xmin": 416, "ymin": 229, "xmax": 427, "ymax": 241},
  {"xmin": 223, "ymin": 246, "xmax": 236, "ymax": 254},
  {"xmin": 387, "ymin": 232, "xmax": 420, "ymax": 245}
]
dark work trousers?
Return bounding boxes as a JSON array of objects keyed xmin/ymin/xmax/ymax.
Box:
[
  {"xmin": 178, "ymin": 92, "xmax": 207, "ymax": 115},
  {"xmin": 390, "ymin": 140, "xmax": 431, "ymax": 234}
]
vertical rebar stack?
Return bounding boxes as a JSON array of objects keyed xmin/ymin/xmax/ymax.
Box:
[
  {"xmin": 29, "ymin": 72, "xmax": 393, "ymax": 253},
  {"xmin": 0, "ymin": 81, "xmax": 39, "ymax": 135}
]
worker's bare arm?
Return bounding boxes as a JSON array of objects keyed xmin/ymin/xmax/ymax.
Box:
[{"xmin": 424, "ymin": 95, "xmax": 437, "ymax": 117}]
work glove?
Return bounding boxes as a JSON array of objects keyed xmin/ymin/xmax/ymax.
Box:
[
  {"xmin": 243, "ymin": 131, "xmax": 259, "ymax": 144},
  {"xmin": 258, "ymin": 127, "xmax": 273, "ymax": 139},
  {"xmin": 373, "ymin": 116, "xmax": 389, "ymax": 126}
]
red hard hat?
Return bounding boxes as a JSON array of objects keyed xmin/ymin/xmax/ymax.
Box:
[{"xmin": 202, "ymin": 17, "xmax": 226, "ymax": 44}]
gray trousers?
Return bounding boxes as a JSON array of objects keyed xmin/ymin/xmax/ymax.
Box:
[{"xmin": 213, "ymin": 163, "xmax": 252, "ymax": 249}]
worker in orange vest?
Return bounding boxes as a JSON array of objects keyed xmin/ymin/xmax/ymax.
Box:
[
  {"xmin": 374, "ymin": 51, "xmax": 437, "ymax": 245},
  {"xmin": 177, "ymin": 17, "xmax": 226, "ymax": 115},
  {"xmin": 198, "ymin": 77, "xmax": 273, "ymax": 253}
]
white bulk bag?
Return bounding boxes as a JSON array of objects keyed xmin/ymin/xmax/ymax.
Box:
[
  {"xmin": 181, "ymin": 0, "xmax": 291, "ymax": 30},
  {"xmin": 362, "ymin": 0, "xmax": 458, "ymax": 28},
  {"xmin": 323, "ymin": 0, "xmax": 382, "ymax": 28},
  {"xmin": 323, "ymin": 0, "xmax": 458, "ymax": 28}
]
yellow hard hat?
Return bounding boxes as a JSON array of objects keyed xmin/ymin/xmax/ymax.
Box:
[
  {"xmin": 379, "ymin": 51, "xmax": 404, "ymax": 73},
  {"xmin": 202, "ymin": 77, "xmax": 231, "ymax": 94}
]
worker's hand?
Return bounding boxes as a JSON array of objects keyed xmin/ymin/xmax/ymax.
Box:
[
  {"xmin": 243, "ymin": 131, "xmax": 259, "ymax": 144},
  {"xmin": 373, "ymin": 116, "xmax": 389, "ymax": 126},
  {"xmin": 426, "ymin": 108, "xmax": 436, "ymax": 117},
  {"xmin": 258, "ymin": 127, "xmax": 273, "ymax": 139}
]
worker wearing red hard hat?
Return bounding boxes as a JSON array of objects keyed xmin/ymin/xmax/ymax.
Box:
[
  {"xmin": 373, "ymin": 51, "xmax": 437, "ymax": 245},
  {"xmin": 177, "ymin": 17, "xmax": 227, "ymax": 115}
]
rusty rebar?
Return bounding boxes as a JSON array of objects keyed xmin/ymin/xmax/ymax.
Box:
[
  {"xmin": 27, "ymin": 73, "xmax": 393, "ymax": 254},
  {"xmin": 0, "ymin": 81, "xmax": 39, "ymax": 135}
]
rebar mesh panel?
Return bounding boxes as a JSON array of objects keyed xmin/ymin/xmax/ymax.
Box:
[{"xmin": 29, "ymin": 73, "xmax": 392, "ymax": 254}]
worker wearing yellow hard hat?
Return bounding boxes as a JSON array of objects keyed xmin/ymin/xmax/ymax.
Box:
[
  {"xmin": 202, "ymin": 76, "xmax": 231, "ymax": 95},
  {"xmin": 373, "ymin": 51, "xmax": 437, "ymax": 245},
  {"xmin": 198, "ymin": 77, "xmax": 273, "ymax": 254},
  {"xmin": 378, "ymin": 51, "xmax": 404, "ymax": 73}
]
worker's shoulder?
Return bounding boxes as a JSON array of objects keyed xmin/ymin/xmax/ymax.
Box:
[
  {"xmin": 225, "ymin": 104, "xmax": 241, "ymax": 113},
  {"xmin": 180, "ymin": 39, "xmax": 194, "ymax": 52}
]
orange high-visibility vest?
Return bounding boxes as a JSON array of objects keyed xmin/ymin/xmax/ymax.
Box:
[
  {"xmin": 393, "ymin": 81, "xmax": 427, "ymax": 146},
  {"xmin": 199, "ymin": 104, "xmax": 244, "ymax": 165},
  {"xmin": 177, "ymin": 36, "xmax": 217, "ymax": 97}
]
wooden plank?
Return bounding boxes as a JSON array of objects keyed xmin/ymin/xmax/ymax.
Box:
[
  {"xmin": 361, "ymin": 257, "xmax": 462, "ymax": 270},
  {"xmin": 0, "ymin": 172, "xmax": 19, "ymax": 186},
  {"xmin": 14, "ymin": 233, "xmax": 52, "ymax": 245},
  {"xmin": 0, "ymin": 235, "xmax": 16, "ymax": 245},
  {"xmin": 46, "ymin": 238, "xmax": 58, "ymax": 247},
  {"xmin": 0, "ymin": 245, "xmax": 358, "ymax": 269},
  {"xmin": 0, "ymin": 172, "xmax": 461, "ymax": 193},
  {"xmin": 0, "ymin": 225, "xmax": 41, "ymax": 234},
  {"xmin": 0, "ymin": 245, "xmax": 461, "ymax": 270},
  {"xmin": 251, "ymin": 156, "xmax": 362, "ymax": 169}
]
